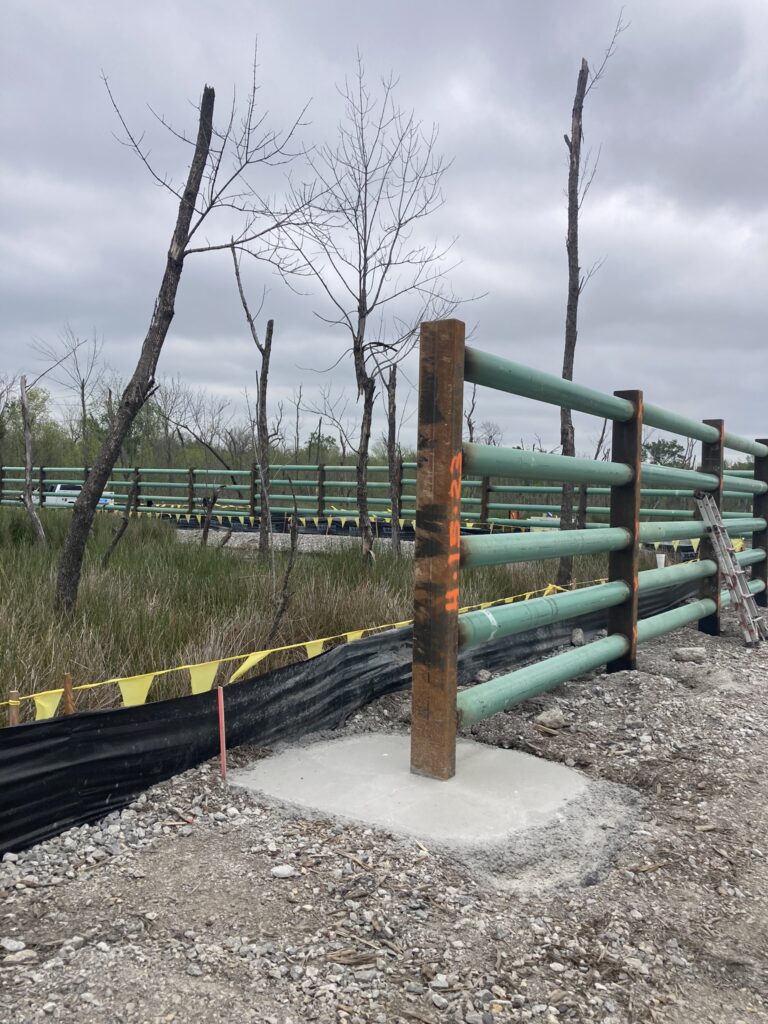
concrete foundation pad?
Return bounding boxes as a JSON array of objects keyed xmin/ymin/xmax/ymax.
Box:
[{"xmin": 232, "ymin": 733, "xmax": 590, "ymax": 847}]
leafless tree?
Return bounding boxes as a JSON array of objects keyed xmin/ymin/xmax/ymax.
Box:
[
  {"xmin": 101, "ymin": 474, "xmax": 139, "ymax": 568},
  {"xmin": 0, "ymin": 374, "xmax": 16, "ymax": 463},
  {"xmin": 151, "ymin": 376, "xmax": 190, "ymax": 464},
  {"xmin": 556, "ymin": 15, "xmax": 626, "ymax": 589},
  {"xmin": 32, "ymin": 326, "xmax": 103, "ymax": 462},
  {"xmin": 464, "ymin": 384, "xmax": 478, "ymax": 443},
  {"xmin": 18, "ymin": 376, "xmax": 46, "ymax": 545},
  {"xmin": 478, "ymin": 420, "xmax": 503, "ymax": 447},
  {"xmin": 576, "ymin": 417, "xmax": 609, "ymax": 529},
  {"xmin": 285, "ymin": 57, "xmax": 454, "ymax": 561},
  {"xmin": 56, "ymin": 53, "xmax": 313, "ymax": 612},
  {"xmin": 231, "ymin": 243, "xmax": 275, "ymax": 555},
  {"xmin": 383, "ymin": 365, "xmax": 402, "ymax": 556},
  {"xmin": 310, "ymin": 386, "xmax": 357, "ymax": 465},
  {"xmin": 288, "ymin": 385, "xmax": 303, "ymax": 463}
]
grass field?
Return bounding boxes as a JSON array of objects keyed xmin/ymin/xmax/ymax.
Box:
[{"xmin": 0, "ymin": 509, "xmax": 610, "ymax": 720}]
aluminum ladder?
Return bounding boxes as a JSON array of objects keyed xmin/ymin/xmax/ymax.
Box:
[{"xmin": 694, "ymin": 491, "xmax": 768, "ymax": 645}]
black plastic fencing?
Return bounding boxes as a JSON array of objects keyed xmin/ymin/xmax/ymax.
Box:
[{"xmin": 0, "ymin": 580, "xmax": 697, "ymax": 855}]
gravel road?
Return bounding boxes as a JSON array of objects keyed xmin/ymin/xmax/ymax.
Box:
[{"xmin": 1, "ymin": 614, "xmax": 766, "ymax": 1023}]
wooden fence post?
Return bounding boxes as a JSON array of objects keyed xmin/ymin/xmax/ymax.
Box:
[
  {"xmin": 479, "ymin": 475, "xmax": 490, "ymax": 526},
  {"xmin": 38, "ymin": 466, "xmax": 46, "ymax": 506},
  {"xmin": 752, "ymin": 439, "xmax": 768, "ymax": 608},
  {"xmin": 411, "ymin": 319, "xmax": 465, "ymax": 780},
  {"xmin": 606, "ymin": 390, "xmax": 643, "ymax": 672},
  {"xmin": 132, "ymin": 467, "xmax": 141, "ymax": 514},
  {"xmin": 249, "ymin": 462, "xmax": 258, "ymax": 519},
  {"xmin": 187, "ymin": 468, "xmax": 195, "ymax": 515},
  {"xmin": 698, "ymin": 419, "xmax": 724, "ymax": 636},
  {"xmin": 317, "ymin": 462, "xmax": 326, "ymax": 520},
  {"xmin": 62, "ymin": 673, "xmax": 75, "ymax": 715},
  {"xmin": 8, "ymin": 689, "xmax": 20, "ymax": 727},
  {"xmin": 0, "ymin": 464, "xmax": 4, "ymax": 505}
]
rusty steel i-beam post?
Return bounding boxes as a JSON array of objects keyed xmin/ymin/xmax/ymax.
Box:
[
  {"xmin": 698, "ymin": 419, "xmax": 724, "ymax": 635},
  {"xmin": 752, "ymin": 439, "xmax": 768, "ymax": 608},
  {"xmin": 606, "ymin": 390, "xmax": 643, "ymax": 672},
  {"xmin": 411, "ymin": 320, "xmax": 466, "ymax": 780}
]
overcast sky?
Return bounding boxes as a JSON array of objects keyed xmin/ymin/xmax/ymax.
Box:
[{"xmin": 2, "ymin": 0, "xmax": 767, "ymax": 454}]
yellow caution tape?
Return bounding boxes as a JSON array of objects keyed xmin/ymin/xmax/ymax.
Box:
[{"xmin": 3, "ymin": 578, "xmax": 612, "ymax": 722}]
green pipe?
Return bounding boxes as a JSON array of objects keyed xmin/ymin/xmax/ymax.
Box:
[
  {"xmin": 464, "ymin": 443, "xmax": 633, "ymax": 486},
  {"xmin": 640, "ymin": 463, "xmax": 718, "ymax": 490},
  {"xmin": 722, "ymin": 433, "xmax": 768, "ymax": 458},
  {"xmin": 642, "ymin": 403, "xmax": 719, "ymax": 444},
  {"xmin": 723, "ymin": 579, "xmax": 765, "ymax": 604},
  {"xmin": 638, "ymin": 559, "xmax": 716, "ymax": 592},
  {"xmin": 636, "ymin": 598, "xmax": 716, "ymax": 642},
  {"xmin": 724, "ymin": 469, "xmax": 753, "ymax": 476},
  {"xmin": 137, "ymin": 468, "xmax": 190, "ymax": 476},
  {"xmin": 638, "ymin": 518, "xmax": 766, "ymax": 542},
  {"xmin": 460, "ymin": 526, "xmax": 629, "ymax": 568},
  {"xmin": 458, "ymin": 581, "xmax": 629, "ymax": 649},
  {"xmin": 719, "ymin": 475, "xmax": 768, "ymax": 495},
  {"xmin": 736, "ymin": 547, "xmax": 766, "ymax": 566},
  {"xmin": 464, "ymin": 346, "xmax": 634, "ymax": 421},
  {"xmin": 456, "ymin": 634, "xmax": 629, "ymax": 726}
]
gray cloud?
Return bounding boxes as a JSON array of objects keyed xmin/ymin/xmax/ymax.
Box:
[{"xmin": 2, "ymin": 0, "xmax": 766, "ymax": 454}]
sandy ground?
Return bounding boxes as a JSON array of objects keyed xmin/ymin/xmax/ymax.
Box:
[{"xmin": 1, "ymin": 613, "xmax": 766, "ymax": 1024}]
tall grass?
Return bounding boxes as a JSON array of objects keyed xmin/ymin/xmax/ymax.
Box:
[{"xmin": 0, "ymin": 509, "xmax": 609, "ymax": 719}]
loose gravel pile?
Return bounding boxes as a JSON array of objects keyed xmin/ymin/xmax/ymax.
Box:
[{"xmin": 1, "ymin": 615, "xmax": 766, "ymax": 1023}]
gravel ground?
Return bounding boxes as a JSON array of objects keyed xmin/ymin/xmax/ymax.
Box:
[{"xmin": 1, "ymin": 614, "xmax": 766, "ymax": 1024}]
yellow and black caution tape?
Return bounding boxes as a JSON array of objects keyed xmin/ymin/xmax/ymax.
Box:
[{"xmin": 1, "ymin": 580, "xmax": 606, "ymax": 723}]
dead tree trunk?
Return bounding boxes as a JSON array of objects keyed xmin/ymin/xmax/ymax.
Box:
[
  {"xmin": 385, "ymin": 366, "xmax": 401, "ymax": 557},
  {"xmin": 101, "ymin": 474, "xmax": 139, "ymax": 568},
  {"xmin": 55, "ymin": 85, "xmax": 215, "ymax": 612},
  {"xmin": 19, "ymin": 376, "xmax": 46, "ymax": 546},
  {"xmin": 231, "ymin": 245, "xmax": 274, "ymax": 556},
  {"xmin": 555, "ymin": 59, "xmax": 589, "ymax": 590},
  {"xmin": 356, "ymin": 377, "xmax": 376, "ymax": 561},
  {"xmin": 256, "ymin": 321, "xmax": 274, "ymax": 555}
]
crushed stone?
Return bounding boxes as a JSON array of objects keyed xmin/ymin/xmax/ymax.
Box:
[{"xmin": 1, "ymin": 613, "xmax": 766, "ymax": 1023}]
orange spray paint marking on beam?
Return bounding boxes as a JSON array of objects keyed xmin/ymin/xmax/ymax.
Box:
[{"xmin": 445, "ymin": 452, "xmax": 463, "ymax": 613}]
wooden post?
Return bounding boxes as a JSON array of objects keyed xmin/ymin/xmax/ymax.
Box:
[
  {"xmin": 187, "ymin": 468, "xmax": 195, "ymax": 515},
  {"xmin": 133, "ymin": 467, "xmax": 141, "ymax": 513},
  {"xmin": 397, "ymin": 454, "xmax": 405, "ymax": 520},
  {"xmin": 698, "ymin": 419, "xmax": 724, "ymax": 635},
  {"xmin": 8, "ymin": 689, "xmax": 20, "ymax": 727},
  {"xmin": 217, "ymin": 685, "xmax": 227, "ymax": 781},
  {"xmin": 606, "ymin": 390, "xmax": 643, "ymax": 672},
  {"xmin": 752, "ymin": 439, "xmax": 768, "ymax": 608},
  {"xmin": 411, "ymin": 319, "xmax": 465, "ymax": 780},
  {"xmin": 0, "ymin": 464, "xmax": 4, "ymax": 505},
  {"xmin": 38, "ymin": 466, "xmax": 46, "ymax": 506},
  {"xmin": 249, "ymin": 462, "xmax": 257, "ymax": 519},
  {"xmin": 317, "ymin": 462, "xmax": 326, "ymax": 519},
  {"xmin": 62, "ymin": 672, "xmax": 75, "ymax": 715},
  {"xmin": 479, "ymin": 475, "xmax": 490, "ymax": 526}
]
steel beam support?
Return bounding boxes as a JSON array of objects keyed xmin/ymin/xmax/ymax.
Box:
[
  {"xmin": 411, "ymin": 320, "xmax": 465, "ymax": 781},
  {"xmin": 752, "ymin": 439, "xmax": 768, "ymax": 608},
  {"xmin": 607, "ymin": 390, "xmax": 643, "ymax": 672},
  {"xmin": 697, "ymin": 419, "xmax": 724, "ymax": 636}
]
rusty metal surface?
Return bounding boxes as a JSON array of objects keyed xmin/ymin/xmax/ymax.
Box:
[
  {"xmin": 411, "ymin": 320, "xmax": 465, "ymax": 780},
  {"xmin": 606, "ymin": 390, "xmax": 643, "ymax": 672},
  {"xmin": 752, "ymin": 439, "xmax": 768, "ymax": 609},
  {"xmin": 697, "ymin": 419, "xmax": 724, "ymax": 635}
]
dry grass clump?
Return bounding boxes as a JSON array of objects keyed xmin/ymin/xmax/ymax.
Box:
[{"xmin": 0, "ymin": 509, "xmax": 608, "ymax": 720}]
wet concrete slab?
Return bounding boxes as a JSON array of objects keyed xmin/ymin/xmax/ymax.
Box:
[{"xmin": 232, "ymin": 732, "xmax": 589, "ymax": 846}]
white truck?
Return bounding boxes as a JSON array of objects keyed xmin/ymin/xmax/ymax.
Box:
[{"xmin": 22, "ymin": 484, "xmax": 116, "ymax": 509}]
